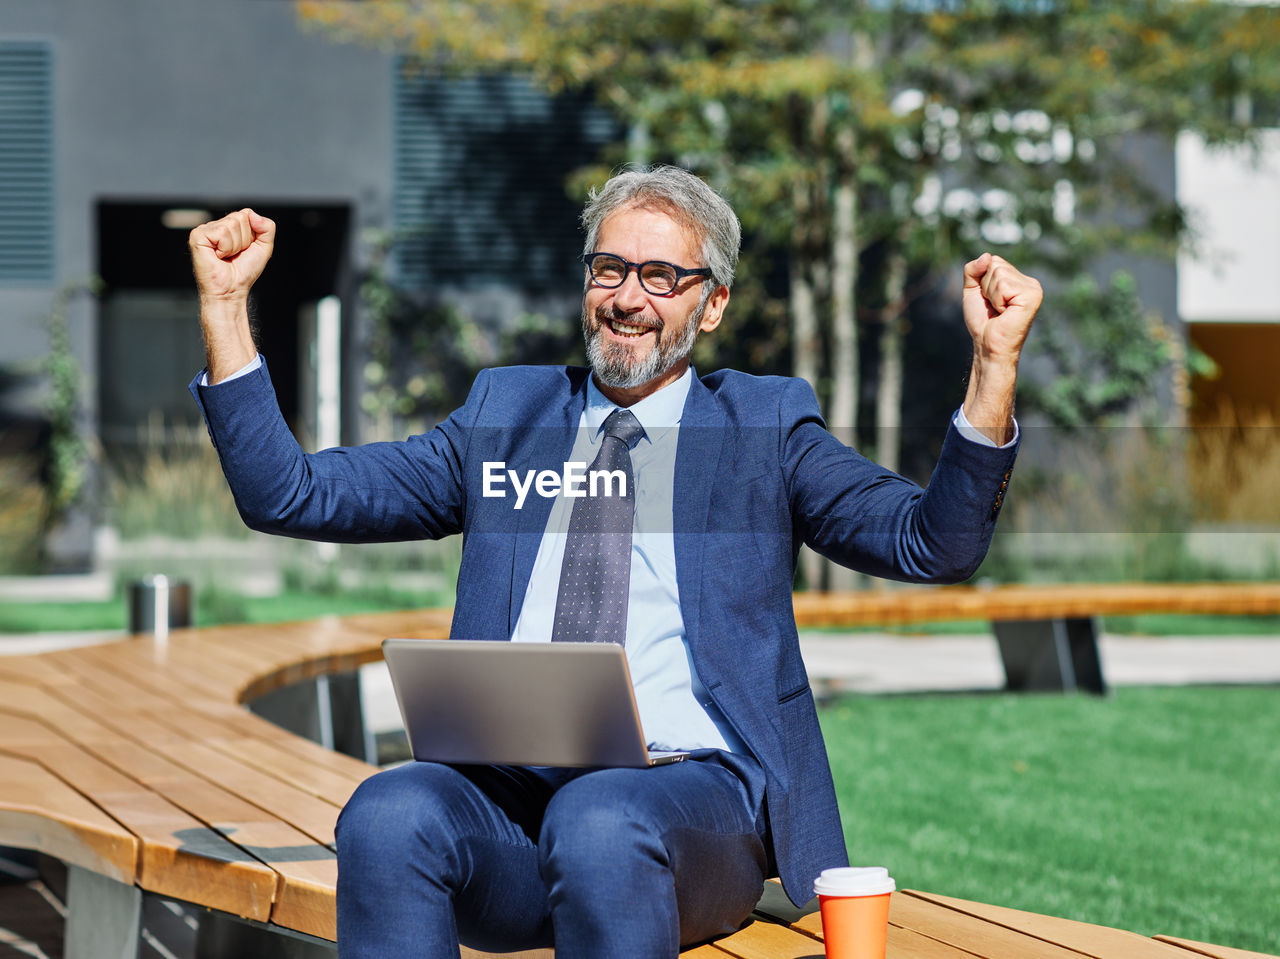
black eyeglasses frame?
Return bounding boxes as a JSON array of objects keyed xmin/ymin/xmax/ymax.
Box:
[{"xmin": 583, "ymin": 252, "xmax": 713, "ymax": 297}]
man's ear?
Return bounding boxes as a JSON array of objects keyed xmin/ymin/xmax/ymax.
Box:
[{"xmin": 699, "ymin": 285, "xmax": 730, "ymax": 333}]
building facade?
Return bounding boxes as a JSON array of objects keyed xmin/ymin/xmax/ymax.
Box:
[{"xmin": 1, "ymin": 0, "xmax": 607, "ymax": 568}]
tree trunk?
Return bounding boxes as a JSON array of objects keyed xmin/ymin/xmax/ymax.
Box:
[
  {"xmin": 830, "ymin": 124, "xmax": 859, "ymax": 448},
  {"xmin": 876, "ymin": 246, "xmax": 908, "ymax": 475},
  {"xmin": 790, "ymin": 177, "xmax": 825, "ymax": 591},
  {"xmin": 790, "ymin": 188, "xmax": 820, "ymax": 392},
  {"xmin": 824, "ymin": 122, "xmax": 863, "ymax": 592},
  {"xmin": 627, "ymin": 120, "xmax": 652, "ymax": 166}
]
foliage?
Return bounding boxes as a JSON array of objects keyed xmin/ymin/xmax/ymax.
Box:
[
  {"xmin": 1018, "ymin": 271, "xmax": 1177, "ymax": 431},
  {"xmin": 298, "ymin": 0, "xmax": 1280, "ymax": 416},
  {"xmin": 0, "ymin": 454, "xmax": 45, "ymax": 574},
  {"xmin": 358, "ymin": 229, "xmax": 582, "ymax": 435},
  {"xmin": 40, "ymin": 279, "xmax": 102, "ymax": 528},
  {"xmin": 974, "ymin": 418, "xmax": 1255, "ymax": 584},
  {"xmin": 104, "ymin": 423, "xmax": 251, "ymax": 540},
  {"xmin": 1188, "ymin": 402, "xmax": 1280, "ymax": 526}
]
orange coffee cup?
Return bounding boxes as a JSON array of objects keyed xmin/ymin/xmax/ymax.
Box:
[{"xmin": 813, "ymin": 866, "xmax": 895, "ymax": 959}]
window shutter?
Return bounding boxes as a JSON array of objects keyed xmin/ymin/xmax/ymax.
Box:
[
  {"xmin": 392, "ymin": 64, "xmax": 615, "ymax": 292},
  {"xmin": 0, "ymin": 40, "xmax": 55, "ymax": 283}
]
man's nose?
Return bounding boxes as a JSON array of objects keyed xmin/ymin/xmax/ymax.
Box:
[{"xmin": 611, "ymin": 268, "xmax": 648, "ymax": 312}]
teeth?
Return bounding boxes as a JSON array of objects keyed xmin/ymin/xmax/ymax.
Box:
[{"xmin": 612, "ymin": 321, "xmax": 650, "ymax": 337}]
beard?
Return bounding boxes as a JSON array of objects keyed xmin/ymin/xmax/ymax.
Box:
[{"xmin": 582, "ymin": 294, "xmax": 706, "ymax": 391}]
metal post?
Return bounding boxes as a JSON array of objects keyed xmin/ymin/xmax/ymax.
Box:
[
  {"xmin": 64, "ymin": 865, "xmax": 142, "ymax": 959},
  {"xmin": 128, "ymin": 575, "xmax": 193, "ymax": 639},
  {"xmin": 248, "ymin": 672, "xmax": 374, "ymax": 763},
  {"xmin": 195, "ymin": 911, "xmax": 337, "ymax": 958},
  {"xmin": 992, "ymin": 616, "xmax": 1107, "ymax": 695}
]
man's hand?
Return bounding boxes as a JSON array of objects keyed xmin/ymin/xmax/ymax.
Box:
[
  {"xmin": 189, "ymin": 208, "xmax": 276, "ymax": 302},
  {"xmin": 962, "ymin": 252, "xmax": 1042, "ymax": 363},
  {"xmin": 960, "ymin": 253, "xmax": 1043, "ymax": 446},
  {"xmin": 189, "ymin": 209, "xmax": 275, "ymax": 383}
]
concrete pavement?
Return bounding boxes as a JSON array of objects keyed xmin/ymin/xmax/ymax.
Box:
[
  {"xmin": 356, "ymin": 629, "xmax": 1280, "ymax": 735},
  {"xmin": 794, "ymin": 631, "xmax": 1280, "ymax": 695}
]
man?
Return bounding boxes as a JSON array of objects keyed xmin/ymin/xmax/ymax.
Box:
[{"xmin": 188, "ymin": 166, "xmax": 1040, "ymax": 958}]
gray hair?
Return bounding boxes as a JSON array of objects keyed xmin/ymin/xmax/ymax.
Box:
[{"xmin": 581, "ymin": 165, "xmax": 741, "ymax": 290}]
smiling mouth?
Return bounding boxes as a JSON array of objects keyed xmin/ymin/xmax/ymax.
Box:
[{"xmin": 607, "ymin": 317, "xmax": 659, "ymax": 339}]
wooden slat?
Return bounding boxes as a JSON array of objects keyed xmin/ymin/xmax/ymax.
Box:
[
  {"xmin": 106, "ymin": 712, "xmax": 345, "ymax": 847},
  {"xmin": 790, "ymin": 583, "xmax": 1280, "ymax": 628},
  {"xmin": 38, "ymin": 650, "xmax": 374, "ymax": 806},
  {"xmin": 181, "ymin": 709, "xmax": 373, "ymax": 803},
  {"xmin": 83, "ymin": 734, "xmax": 338, "ymax": 934},
  {"xmin": 886, "ymin": 891, "xmax": 1095, "ymax": 958},
  {"xmin": 2, "ymin": 682, "xmax": 330, "ymax": 928},
  {"xmin": 0, "ymin": 753, "xmax": 137, "ymax": 882},
  {"xmin": 1153, "ymin": 936, "xmax": 1280, "ymax": 959},
  {"xmin": 0, "ymin": 709, "xmax": 279, "ymax": 915},
  {"xmin": 678, "ymin": 946, "xmax": 732, "ymax": 957},
  {"xmin": 700, "ymin": 918, "xmax": 824, "ymax": 959},
  {"xmin": 55, "ymin": 639, "xmax": 247, "ymax": 704},
  {"xmin": 904, "ymin": 891, "xmax": 1194, "ymax": 959},
  {"xmin": 791, "ymin": 895, "xmax": 986, "ymax": 958}
]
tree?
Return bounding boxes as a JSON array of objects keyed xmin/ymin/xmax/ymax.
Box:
[{"xmin": 298, "ymin": 0, "xmax": 1280, "ymax": 586}]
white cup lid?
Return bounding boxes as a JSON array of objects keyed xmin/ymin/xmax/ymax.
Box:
[{"xmin": 813, "ymin": 866, "xmax": 896, "ymax": 897}]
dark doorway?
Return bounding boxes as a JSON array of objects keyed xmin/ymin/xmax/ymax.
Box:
[{"xmin": 95, "ymin": 200, "xmax": 351, "ymax": 456}]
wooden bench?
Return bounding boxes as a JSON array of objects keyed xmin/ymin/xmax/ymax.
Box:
[
  {"xmin": 2, "ymin": 587, "xmax": 1277, "ymax": 958},
  {"xmin": 794, "ymin": 581, "xmax": 1280, "ymax": 695}
]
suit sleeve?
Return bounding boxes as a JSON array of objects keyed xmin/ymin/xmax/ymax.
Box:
[
  {"xmin": 780, "ymin": 378, "xmax": 1016, "ymax": 583},
  {"xmin": 190, "ymin": 359, "xmax": 488, "ymax": 543}
]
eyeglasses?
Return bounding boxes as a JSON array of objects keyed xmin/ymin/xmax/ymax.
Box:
[{"xmin": 583, "ymin": 252, "xmax": 712, "ymax": 297}]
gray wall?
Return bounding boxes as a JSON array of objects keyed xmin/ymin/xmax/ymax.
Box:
[
  {"xmin": 2, "ymin": 0, "xmax": 395, "ymax": 565},
  {"xmin": 3, "ymin": 0, "xmax": 395, "ymax": 355}
]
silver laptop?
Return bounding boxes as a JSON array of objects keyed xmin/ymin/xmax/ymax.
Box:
[{"xmin": 381, "ymin": 639, "xmax": 689, "ymax": 768}]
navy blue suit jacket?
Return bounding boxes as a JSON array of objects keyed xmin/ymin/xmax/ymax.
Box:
[{"xmin": 193, "ymin": 361, "xmax": 1017, "ymax": 906}]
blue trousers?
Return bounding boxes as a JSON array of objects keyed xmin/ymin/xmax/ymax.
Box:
[{"xmin": 334, "ymin": 751, "xmax": 769, "ymax": 958}]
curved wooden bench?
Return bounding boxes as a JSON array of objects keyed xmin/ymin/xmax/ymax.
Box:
[
  {"xmin": 795, "ymin": 581, "xmax": 1280, "ymax": 695},
  {"xmin": 2, "ymin": 586, "xmax": 1276, "ymax": 958},
  {"xmin": 791, "ymin": 582, "xmax": 1280, "ymax": 627}
]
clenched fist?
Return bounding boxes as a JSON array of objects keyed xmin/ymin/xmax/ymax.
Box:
[
  {"xmin": 189, "ymin": 209, "xmax": 274, "ymax": 382},
  {"xmin": 189, "ymin": 208, "xmax": 276, "ymax": 301},
  {"xmin": 962, "ymin": 252, "xmax": 1043, "ymax": 364},
  {"xmin": 959, "ymin": 253, "xmax": 1043, "ymax": 446}
]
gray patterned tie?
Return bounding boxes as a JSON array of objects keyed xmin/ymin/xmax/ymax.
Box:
[{"xmin": 551, "ymin": 408, "xmax": 645, "ymax": 644}]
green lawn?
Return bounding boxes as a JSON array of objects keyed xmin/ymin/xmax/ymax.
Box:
[
  {"xmin": 6, "ymin": 591, "xmax": 1279, "ymax": 638},
  {"xmin": 0, "ymin": 588, "xmax": 443, "ymax": 635},
  {"xmin": 820, "ymin": 686, "xmax": 1280, "ymax": 954}
]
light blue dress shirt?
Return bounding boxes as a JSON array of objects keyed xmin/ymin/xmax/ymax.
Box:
[{"xmin": 510, "ymin": 368, "xmax": 748, "ymax": 753}]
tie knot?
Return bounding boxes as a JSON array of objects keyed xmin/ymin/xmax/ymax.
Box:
[{"xmin": 602, "ymin": 408, "xmax": 645, "ymax": 450}]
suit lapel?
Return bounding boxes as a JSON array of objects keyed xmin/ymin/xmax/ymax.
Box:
[
  {"xmin": 673, "ymin": 372, "xmax": 726, "ymax": 650},
  {"xmin": 507, "ymin": 371, "xmax": 588, "ymax": 633}
]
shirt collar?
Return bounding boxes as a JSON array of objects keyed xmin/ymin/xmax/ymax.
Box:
[{"xmin": 584, "ymin": 367, "xmax": 692, "ymax": 442}]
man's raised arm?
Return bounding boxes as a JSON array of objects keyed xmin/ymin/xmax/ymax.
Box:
[
  {"xmin": 959, "ymin": 252, "xmax": 1043, "ymax": 446},
  {"xmin": 188, "ymin": 208, "xmax": 276, "ymax": 383}
]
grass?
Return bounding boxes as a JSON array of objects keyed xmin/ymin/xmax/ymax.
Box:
[
  {"xmin": 0, "ymin": 587, "xmax": 443, "ymax": 635},
  {"xmin": 820, "ymin": 686, "xmax": 1280, "ymax": 954},
  {"xmin": 8, "ymin": 592, "xmax": 1280, "ymax": 638},
  {"xmin": 7, "ymin": 590, "xmax": 1279, "ymax": 638}
]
